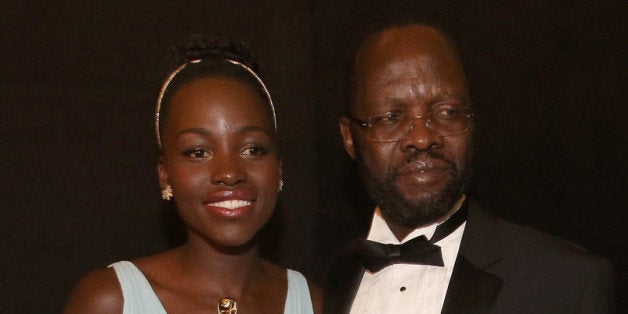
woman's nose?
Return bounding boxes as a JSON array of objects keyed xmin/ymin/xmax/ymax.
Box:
[{"xmin": 210, "ymin": 154, "xmax": 246, "ymax": 186}]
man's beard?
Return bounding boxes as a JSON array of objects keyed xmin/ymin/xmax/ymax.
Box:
[{"xmin": 356, "ymin": 149, "xmax": 471, "ymax": 229}]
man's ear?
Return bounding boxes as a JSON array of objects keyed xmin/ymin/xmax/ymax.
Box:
[
  {"xmin": 340, "ymin": 116, "xmax": 357, "ymax": 160},
  {"xmin": 157, "ymin": 156, "xmax": 169, "ymax": 188}
]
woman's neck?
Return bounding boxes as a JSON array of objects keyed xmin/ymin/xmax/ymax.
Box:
[{"xmin": 175, "ymin": 231, "xmax": 266, "ymax": 298}]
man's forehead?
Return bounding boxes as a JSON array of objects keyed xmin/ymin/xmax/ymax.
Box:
[{"xmin": 370, "ymin": 56, "xmax": 444, "ymax": 81}]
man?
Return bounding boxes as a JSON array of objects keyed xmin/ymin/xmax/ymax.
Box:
[{"xmin": 323, "ymin": 24, "xmax": 614, "ymax": 313}]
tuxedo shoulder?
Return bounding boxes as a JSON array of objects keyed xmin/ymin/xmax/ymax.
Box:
[
  {"xmin": 467, "ymin": 203, "xmax": 607, "ymax": 265},
  {"xmin": 495, "ymin": 218, "xmax": 611, "ymax": 271},
  {"xmin": 317, "ymin": 238, "xmax": 362, "ymax": 283},
  {"xmin": 475, "ymin": 215, "xmax": 615, "ymax": 312}
]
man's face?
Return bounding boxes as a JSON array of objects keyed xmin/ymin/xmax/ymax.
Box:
[{"xmin": 340, "ymin": 25, "xmax": 474, "ymax": 234}]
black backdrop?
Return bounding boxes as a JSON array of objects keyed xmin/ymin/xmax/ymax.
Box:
[{"xmin": 2, "ymin": 1, "xmax": 625, "ymax": 312}]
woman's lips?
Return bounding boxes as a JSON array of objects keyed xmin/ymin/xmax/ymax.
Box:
[{"xmin": 203, "ymin": 189, "xmax": 256, "ymax": 218}]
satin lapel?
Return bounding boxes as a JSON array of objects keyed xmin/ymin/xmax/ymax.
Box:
[
  {"xmin": 442, "ymin": 256, "xmax": 503, "ymax": 313},
  {"xmin": 442, "ymin": 202, "xmax": 504, "ymax": 314},
  {"xmin": 324, "ymin": 247, "xmax": 365, "ymax": 313}
]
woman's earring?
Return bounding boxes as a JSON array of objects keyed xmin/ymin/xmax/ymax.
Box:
[
  {"xmin": 161, "ymin": 185, "xmax": 173, "ymax": 201},
  {"xmin": 278, "ymin": 179, "xmax": 284, "ymax": 192}
]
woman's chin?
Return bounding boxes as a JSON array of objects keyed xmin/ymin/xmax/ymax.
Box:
[{"xmin": 210, "ymin": 233, "xmax": 259, "ymax": 253}]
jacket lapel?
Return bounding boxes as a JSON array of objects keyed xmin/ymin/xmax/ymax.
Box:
[{"xmin": 442, "ymin": 202, "xmax": 504, "ymax": 314}]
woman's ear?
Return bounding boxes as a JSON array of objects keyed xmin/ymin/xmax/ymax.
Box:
[{"xmin": 158, "ymin": 156, "xmax": 169, "ymax": 188}]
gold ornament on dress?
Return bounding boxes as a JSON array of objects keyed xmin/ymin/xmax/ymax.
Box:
[{"xmin": 217, "ymin": 297, "xmax": 238, "ymax": 314}]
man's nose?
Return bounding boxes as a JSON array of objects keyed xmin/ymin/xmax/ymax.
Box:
[{"xmin": 399, "ymin": 117, "xmax": 443, "ymax": 152}]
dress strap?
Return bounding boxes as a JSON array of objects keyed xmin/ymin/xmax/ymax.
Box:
[
  {"xmin": 284, "ymin": 269, "xmax": 314, "ymax": 314},
  {"xmin": 109, "ymin": 261, "xmax": 167, "ymax": 314}
]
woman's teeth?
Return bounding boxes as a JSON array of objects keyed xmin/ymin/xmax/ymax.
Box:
[{"xmin": 208, "ymin": 200, "xmax": 252, "ymax": 209}]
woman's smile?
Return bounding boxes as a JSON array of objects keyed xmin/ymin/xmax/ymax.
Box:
[{"xmin": 203, "ymin": 188, "xmax": 257, "ymax": 218}]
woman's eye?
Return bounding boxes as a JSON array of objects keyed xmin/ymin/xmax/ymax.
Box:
[
  {"xmin": 184, "ymin": 148, "xmax": 211, "ymax": 159},
  {"xmin": 241, "ymin": 146, "xmax": 268, "ymax": 157}
]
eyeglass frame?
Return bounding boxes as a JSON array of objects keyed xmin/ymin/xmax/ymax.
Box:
[{"xmin": 347, "ymin": 109, "xmax": 474, "ymax": 143}]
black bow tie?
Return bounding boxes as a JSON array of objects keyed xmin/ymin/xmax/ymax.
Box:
[{"xmin": 356, "ymin": 200, "xmax": 468, "ymax": 273}]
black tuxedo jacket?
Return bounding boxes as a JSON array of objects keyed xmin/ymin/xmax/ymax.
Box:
[{"xmin": 323, "ymin": 201, "xmax": 614, "ymax": 313}]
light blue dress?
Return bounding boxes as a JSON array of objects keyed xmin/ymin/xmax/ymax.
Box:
[{"xmin": 109, "ymin": 261, "xmax": 314, "ymax": 314}]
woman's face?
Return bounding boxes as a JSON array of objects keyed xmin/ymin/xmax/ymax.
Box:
[{"xmin": 159, "ymin": 77, "xmax": 281, "ymax": 248}]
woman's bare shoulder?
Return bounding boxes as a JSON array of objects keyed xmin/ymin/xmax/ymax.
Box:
[{"xmin": 63, "ymin": 266, "xmax": 123, "ymax": 314}]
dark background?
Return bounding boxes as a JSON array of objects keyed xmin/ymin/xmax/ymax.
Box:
[{"xmin": 2, "ymin": 1, "xmax": 625, "ymax": 312}]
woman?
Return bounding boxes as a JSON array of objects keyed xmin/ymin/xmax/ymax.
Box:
[{"xmin": 64, "ymin": 36, "xmax": 322, "ymax": 313}]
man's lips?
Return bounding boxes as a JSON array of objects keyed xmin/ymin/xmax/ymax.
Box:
[{"xmin": 395, "ymin": 159, "xmax": 451, "ymax": 185}]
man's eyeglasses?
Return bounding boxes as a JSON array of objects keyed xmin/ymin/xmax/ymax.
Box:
[{"xmin": 350, "ymin": 109, "xmax": 474, "ymax": 142}]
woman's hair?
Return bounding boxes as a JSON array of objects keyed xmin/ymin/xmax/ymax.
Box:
[{"xmin": 155, "ymin": 34, "xmax": 276, "ymax": 151}]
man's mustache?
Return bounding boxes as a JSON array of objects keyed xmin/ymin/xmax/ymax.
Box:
[{"xmin": 390, "ymin": 150, "xmax": 458, "ymax": 177}]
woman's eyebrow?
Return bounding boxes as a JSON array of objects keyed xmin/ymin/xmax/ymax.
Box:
[{"xmin": 176, "ymin": 126, "xmax": 272, "ymax": 139}]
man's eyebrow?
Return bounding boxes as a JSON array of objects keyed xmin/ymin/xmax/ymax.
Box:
[{"xmin": 371, "ymin": 98, "xmax": 405, "ymax": 108}]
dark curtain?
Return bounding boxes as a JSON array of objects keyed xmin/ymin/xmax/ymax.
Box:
[{"xmin": 2, "ymin": 1, "xmax": 625, "ymax": 312}]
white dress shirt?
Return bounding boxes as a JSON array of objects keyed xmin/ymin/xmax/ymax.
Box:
[{"xmin": 350, "ymin": 202, "xmax": 466, "ymax": 314}]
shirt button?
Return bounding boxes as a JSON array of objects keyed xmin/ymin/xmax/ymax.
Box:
[{"xmin": 400, "ymin": 286, "xmax": 406, "ymax": 292}]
